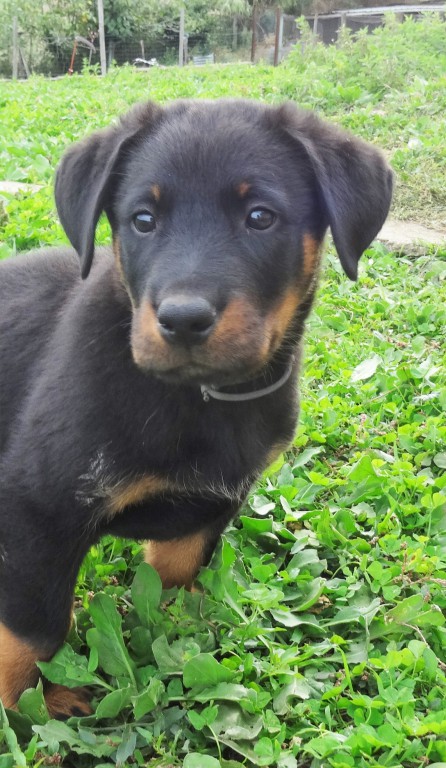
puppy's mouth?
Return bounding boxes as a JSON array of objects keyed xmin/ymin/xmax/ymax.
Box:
[
  {"xmin": 148, "ymin": 359, "xmax": 266, "ymax": 388},
  {"xmin": 130, "ymin": 288, "xmax": 302, "ymax": 387}
]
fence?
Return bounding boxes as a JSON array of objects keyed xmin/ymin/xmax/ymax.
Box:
[
  {"xmin": 306, "ymin": 3, "xmax": 445, "ymax": 43},
  {"xmin": 1, "ymin": 3, "xmax": 445, "ymax": 78},
  {"xmin": 1, "ymin": 9, "xmax": 299, "ymax": 79}
]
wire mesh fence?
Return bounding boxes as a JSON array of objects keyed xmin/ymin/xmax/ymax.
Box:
[
  {"xmin": 2, "ymin": 4, "xmax": 443, "ymax": 78},
  {"xmin": 0, "ymin": 10, "xmax": 300, "ymax": 78}
]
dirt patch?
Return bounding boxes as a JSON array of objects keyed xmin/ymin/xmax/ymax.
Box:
[
  {"xmin": 0, "ymin": 181, "xmax": 42, "ymax": 195},
  {"xmin": 378, "ymin": 218, "xmax": 446, "ymax": 248}
]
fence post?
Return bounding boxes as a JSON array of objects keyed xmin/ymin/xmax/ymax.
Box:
[
  {"xmin": 179, "ymin": 7, "xmax": 185, "ymax": 66},
  {"xmin": 337, "ymin": 11, "xmax": 347, "ymax": 45},
  {"xmin": 251, "ymin": 1, "xmax": 258, "ymax": 63},
  {"xmin": 97, "ymin": 0, "xmax": 107, "ymax": 75},
  {"xmin": 274, "ymin": 7, "xmax": 282, "ymax": 66},
  {"xmin": 12, "ymin": 16, "xmax": 18, "ymax": 79}
]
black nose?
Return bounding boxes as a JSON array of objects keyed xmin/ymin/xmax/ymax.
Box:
[{"xmin": 157, "ymin": 296, "xmax": 217, "ymax": 345}]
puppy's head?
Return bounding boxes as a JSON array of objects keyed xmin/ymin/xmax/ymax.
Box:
[{"xmin": 55, "ymin": 99, "xmax": 392, "ymax": 385}]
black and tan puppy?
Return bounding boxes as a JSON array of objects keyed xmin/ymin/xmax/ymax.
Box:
[{"xmin": 0, "ymin": 99, "xmax": 392, "ymax": 717}]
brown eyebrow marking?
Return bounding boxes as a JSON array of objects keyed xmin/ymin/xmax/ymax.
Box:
[
  {"xmin": 151, "ymin": 184, "xmax": 161, "ymax": 203},
  {"xmin": 235, "ymin": 182, "xmax": 251, "ymax": 198}
]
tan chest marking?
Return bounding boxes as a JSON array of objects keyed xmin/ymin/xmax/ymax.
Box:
[{"xmin": 107, "ymin": 475, "xmax": 172, "ymax": 516}]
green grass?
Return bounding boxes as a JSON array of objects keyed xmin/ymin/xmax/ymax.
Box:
[{"xmin": 1, "ymin": 15, "xmax": 446, "ymax": 768}]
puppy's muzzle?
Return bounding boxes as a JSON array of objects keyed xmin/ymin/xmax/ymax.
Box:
[{"xmin": 157, "ymin": 295, "xmax": 217, "ymax": 346}]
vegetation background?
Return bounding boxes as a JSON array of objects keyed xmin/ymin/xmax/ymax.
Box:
[
  {"xmin": 0, "ymin": 13, "xmax": 446, "ymax": 768},
  {"xmin": 0, "ymin": 0, "xmax": 441, "ymax": 75}
]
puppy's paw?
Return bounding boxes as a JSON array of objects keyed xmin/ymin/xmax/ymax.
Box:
[{"xmin": 45, "ymin": 684, "xmax": 92, "ymax": 719}]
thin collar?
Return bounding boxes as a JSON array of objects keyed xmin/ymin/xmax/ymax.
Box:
[{"xmin": 200, "ymin": 356, "xmax": 295, "ymax": 403}]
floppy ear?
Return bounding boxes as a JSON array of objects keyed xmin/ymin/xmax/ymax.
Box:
[
  {"xmin": 278, "ymin": 104, "xmax": 393, "ymax": 280},
  {"xmin": 55, "ymin": 101, "xmax": 163, "ymax": 279}
]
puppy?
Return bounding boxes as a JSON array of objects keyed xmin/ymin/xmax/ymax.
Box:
[{"xmin": 0, "ymin": 99, "xmax": 393, "ymax": 717}]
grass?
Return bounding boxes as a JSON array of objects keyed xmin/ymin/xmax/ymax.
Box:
[{"xmin": 1, "ymin": 15, "xmax": 446, "ymax": 768}]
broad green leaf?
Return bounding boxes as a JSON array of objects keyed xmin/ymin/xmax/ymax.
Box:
[
  {"xmin": 184, "ymin": 755, "xmax": 221, "ymax": 768},
  {"xmin": 95, "ymin": 686, "xmax": 133, "ymax": 719},
  {"xmin": 293, "ymin": 446, "xmax": 324, "ymax": 468},
  {"xmin": 386, "ymin": 594, "xmax": 427, "ymax": 624},
  {"xmin": 16, "ymin": 685, "xmax": 48, "ymax": 725},
  {"xmin": 187, "ymin": 682, "xmax": 254, "ymax": 703},
  {"xmin": 152, "ymin": 635, "xmax": 201, "ymax": 675},
  {"xmin": 37, "ymin": 643, "xmax": 105, "ymax": 688},
  {"xmin": 273, "ymin": 679, "xmax": 312, "ymax": 715},
  {"xmin": 211, "ymin": 702, "xmax": 262, "ymax": 740},
  {"xmin": 33, "ymin": 721, "xmax": 115, "ymax": 757},
  {"xmin": 115, "ymin": 727, "xmax": 136, "ymax": 767},
  {"xmin": 434, "ymin": 452, "xmax": 446, "ymax": 468},
  {"xmin": 132, "ymin": 679, "xmax": 165, "ymax": 719},
  {"xmin": 87, "ymin": 594, "xmax": 136, "ymax": 683},
  {"xmin": 351, "ymin": 355, "xmax": 381, "ymax": 382},
  {"xmin": 183, "ymin": 654, "xmax": 235, "ymax": 691},
  {"xmin": 0, "ymin": 703, "xmax": 27, "ymax": 768},
  {"xmin": 131, "ymin": 562, "xmax": 162, "ymax": 626}
]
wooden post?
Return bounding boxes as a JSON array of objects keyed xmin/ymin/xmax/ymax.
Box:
[
  {"xmin": 97, "ymin": 0, "xmax": 107, "ymax": 75},
  {"xmin": 232, "ymin": 15, "xmax": 237, "ymax": 51},
  {"xmin": 12, "ymin": 16, "xmax": 18, "ymax": 79},
  {"xmin": 337, "ymin": 12, "xmax": 347, "ymax": 44},
  {"xmin": 179, "ymin": 7, "xmax": 185, "ymax": 66},
  {"xmin": 251, "ymin": 1, "xmax": 258, "ymax": 63},
  {"xmin": 18, "ymin": 46, "xmax": 30, "ymax": 78},
  {"xmin": 273, "ymin": 7, "xmax": 282, "ymax": 66},
  {"xmin": 278, "ymin": 11, "xmax": 284, "ymax": 54}
]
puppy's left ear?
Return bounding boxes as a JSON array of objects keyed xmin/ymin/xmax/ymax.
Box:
[{"xmin": 278, "ymin": 104, "xmax": 393, "ymax": 280}]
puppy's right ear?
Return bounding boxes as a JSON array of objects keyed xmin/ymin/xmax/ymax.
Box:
[{"xmin": 55, "ymin": 102, "xmax": 163, "ymax": 278}]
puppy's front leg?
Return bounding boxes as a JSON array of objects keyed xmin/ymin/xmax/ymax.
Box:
[
  {"xmin": 145, "ymin": 517, "xmax": 231, "ymax": 590},
  {"xmin": 0, "ymin": 507, "xmax": 92, "ymax": 717}
]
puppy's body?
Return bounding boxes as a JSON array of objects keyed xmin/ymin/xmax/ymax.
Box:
[{"xmin": 0, "ymin": 99, "xmax": 392, "ymax": 716}]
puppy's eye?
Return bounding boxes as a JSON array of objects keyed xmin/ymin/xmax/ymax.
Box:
[
  {"xmin": 133, "ymin": 212, "xmax": 156, "ymax": 233},
  {"xmin": 247, "ymin": 208, "xmax": 275, "ymax": 231}
]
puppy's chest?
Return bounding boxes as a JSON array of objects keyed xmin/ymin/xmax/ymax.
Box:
[
  {"xmin": 75, "ymin": 434, "xmax": 259, "ymax": 523},
  {"xmin": 74, "ymin": 400, "xmax": 291, "ymax": 538}
]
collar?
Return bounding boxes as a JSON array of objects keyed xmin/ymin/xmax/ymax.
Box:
[{"xmin": 200, "ymin": 356, "xmax": 295, "ymax": 403}]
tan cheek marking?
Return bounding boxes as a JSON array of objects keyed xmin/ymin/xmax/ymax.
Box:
[
  {"xmin": 151, "ymin": 184, "xmax": 161, "ymax": 203},
  {"xmin": 144, "ymin": 530, "xmax": 209, "ymax": 589},
  {"xmin": 0, "ymin": 623, "xmax": 40, "ymax": 709},
  {"xmin": 264, "ymin": 286, "xmax": 302, "ymax": 355},
  {"xmin": 302, "ymin": 233, "xmax": 322, "ymax": 282},
  {"xmin": 108, "ymin": 475, "xmax": 171, "ymax": 516},
  {"xmin": 236, "ymin": 182, "xmax": 251, "ymax": 198},
  {"xmin": 131, "ymin": 300, "xmax": 164, "ymax": 364},
  {"xmin": 211, "ymin": 297, "xmax": 260, "ymax": 345}
]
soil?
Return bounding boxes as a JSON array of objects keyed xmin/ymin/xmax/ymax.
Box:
[{"xmin": 378, "ymin": 218, "xmax": 446, "ymax": 249}]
